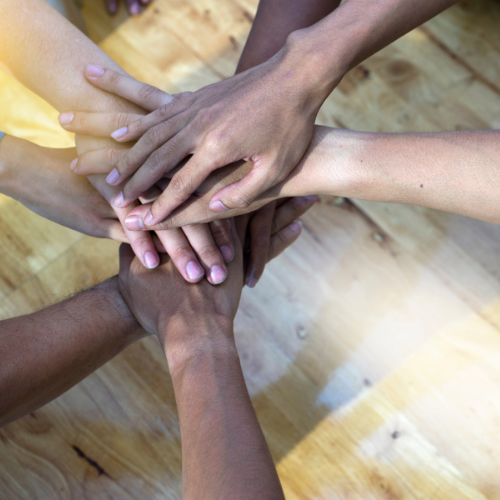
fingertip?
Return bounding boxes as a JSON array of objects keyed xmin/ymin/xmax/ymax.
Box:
[
  {"xmin": 70, "ymin": 158, "xmax": 78, "ymax": 170},
  {"xmin": 220, "ymin": 245, "xmax": 234, "ymax": 263},
  {"xmin": 144, "ymin": 251, "xmax": 160, "ymax": 269},
  {"xmin": 111, "ymin": 127, "xmax": 128, "ymax": 141},
  {"xmin": 59, "ymin": 113, "xmax": 74, "ymax": 125},
  {"xmin": 186, "ymin": 261, "xmax": 205, "ymax": 281},
  {"xmin": 86, "ymin": 64, "xmax": 105, "ymax": 77}
]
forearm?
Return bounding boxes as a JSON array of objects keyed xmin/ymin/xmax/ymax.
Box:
[
  {"xmin": 164, "ymin": 320, "xmax": 284, "ymax": 500},
  {"xmin": 236, "ymin": 0, "xmax": 340, "ymax": 73},
  {"xmin": 279, "ymin": 127, "xmax": 500, "ymax": 225},
  {"xmin": 0, "ymin": 0, "xmax": 139, "ymax": 116},
  {"xmin": 278, "ymin": 0, "xmax": 458, "ymax": 102},
  {"xmin": 0, "ymin": 276, "xmax": 146, "ymax": 427}
]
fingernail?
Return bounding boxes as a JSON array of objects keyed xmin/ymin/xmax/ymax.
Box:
[
  {"xmin": 86, "ymin": 64, "xmax": 105, "ymax": 77},
  {"xmin": 220, "ymin": 245, "xmax": 233, "ymax": 263},
  {"xmin": 304, "ymin": 195, "xmax": 319, "ymax": 201},
  {"xmin": 187, "ymin": 261, "xmax": 204, "ymax": 280},
  {"xmin": 70, "ymin": 158, "xmax": 78, "ymax": 170},
  {"xmin": 125, "ymin": 215, "xmax": 145, "ymax": 230},
  {"xmin": 289, "ymin": 220, "xmax": 302, "ymax": 232},
  {"xmin": 113, "ymin": 191, "xmax": 124, "ymax": 207},
  {"xmin": 144, "ymin": 251, "xmax": 159, "ymax": 269},
  {"xmin": 59, "ymin": 113, "xmax": 74, "ymax": 125},
  {"xmin": 209, "ymin": 200, "xmax": 228, "ymax": 212},
  {"xmin": 108, "ymin": 1, "xmax": 117, "ymax": 13},
  {"xmin": 106, "ymin": 168, "xmax": 121, "ymax": 185},
  {"xmin": 246, "ymin": 268, "xmax": 257, "ymax": 288},
  {"xmin": 210, "ymin": 265, "xmax": 227, "ymax": 284},
  {"xmin": 111, "ymin": 126, "xmax": 128, "ymax": 140},
  {"xmin": 144, "ymin": 210, "xmax": 154, "ymax": 226},
  {"xmin": 130, "ymin": 2, "xmax": 140, "ymax": 14}
]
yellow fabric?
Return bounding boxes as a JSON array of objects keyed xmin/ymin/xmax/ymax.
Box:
[{"xmin": 0, "ymin": 67, "xmax": 74, "ymax": 148}]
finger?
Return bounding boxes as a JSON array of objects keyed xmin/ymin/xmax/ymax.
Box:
[
  {"xmin": 71, "ymin": 147, "xmax": 130, "ymax": 176},
  {"xmin": 182, "ymin": 224, "xmax": 228, "ymax": 285},
  {"xmin": 59, "ymin": 112, "xmax": 143, "ymax": 137},
  {"xmin": 126, "ymin": 0, "xmax": 141, "ymax": 16},
  {"xmin": 147, "ymin": 149, "xmax": 223, "ymax": 226},
  {"xmin": 267, "ymin": 220, "xmax": 303, "ymax": 262},
  {"xmin": 89, "ymin": 174, "xmax": 160, "ymax": 269},
  {"xmin": 118, "ymin": 243, "xmax": 135, "ymax": 276},
  {"xmin": 209, "ymin": 218, "xmax": 234, "ymax": 263},
  {"xmin": 210, "ymin": 162, "xmax": 282, "ymax": 211},
  {"xmin": 155, "ymin": 228, "xmax": 205, "ymax": 283},
  {"xmin": 118, "ymin": 129, "xmax": 194, "ymax": 206},
  {"xmin": 271, "ymin": 196, "xmax": 318, "ymax": 235},
  {"xmin": 110, "ymin": 97, "xmax": 193, "ymax": 143},
  {"xmin": 100, "ymin": 218, "xmax": 128, "ymax": 243},
  {"xmin": 106, "ymin": 0, "xmax": 118, "ymax": 15},
  {"xmin": 245, "ymin": 202, "xmax": 276, "ymax": 288},
  {"xmin": 108, "ymin": 116, "xmax": 191, "ymax": 193},
  {"xmin": 139, "ymin": 185, "xmax": 162, "ymax": 204},
  {"xmin": 85, "ymin": 65, "xmax": 172, "ymax": 111}
]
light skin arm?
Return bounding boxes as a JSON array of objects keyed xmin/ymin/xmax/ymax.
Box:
[
  {"xmin": 0, "ymin": 276, "xmax": 146, "ymax": 428},
  {"xmin": 0, "ymin": 0, "xmax": 234, "ymax": 282},
  {"xmin": 155, "ymin": 127, "xmax": 500, "ymax": 228}
]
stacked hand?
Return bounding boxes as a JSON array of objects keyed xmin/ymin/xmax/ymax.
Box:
[{"xmin": 60, "ymin": 65, "xmax": 319, "ymax": 287}]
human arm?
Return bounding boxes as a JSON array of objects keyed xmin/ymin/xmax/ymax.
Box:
[
  {"xmin": 117, "ymin": 208, "xmax": 306, "ymax": 499},
  {"xmin": 0, "ymin": 276, "xmax": 146, "ymax": 428},
  {"xmin": 0, "ymin": 134, "xmax": 128, "ymax": 241},
  {"xmin": 92, "ymin": 0, "xmax": 458, "ymax": 226},
  {"xmin": 0, "ymin": 0, "xmax": 234, "ymax": 280}
]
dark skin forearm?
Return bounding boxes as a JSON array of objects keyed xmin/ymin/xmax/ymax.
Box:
[
  {"xmin": 236, "ymin": 0, "xmax": 340, "ymax": 73},
  {"xmin": 0, "ymin": 276, "xmax": 146, "ymax": 427},
  {"xmin": 164, "ymin": 321, "xmax": 285, "ymax": 500}
]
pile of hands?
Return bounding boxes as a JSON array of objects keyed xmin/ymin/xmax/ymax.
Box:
[{"xmin": 16, "ymin": 65, "xmax": 318, "ymax": 289}]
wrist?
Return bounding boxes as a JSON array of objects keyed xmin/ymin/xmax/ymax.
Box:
[
  {"xmin": 100, "ymin": 276, "xmax": 148, "ymax": 345},
  {"xmin": 161, "ymin": 315, "xmax": 236, "ymax": 378}
]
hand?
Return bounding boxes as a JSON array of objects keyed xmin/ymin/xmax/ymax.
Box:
[
  {"xmin": 118, "ymin": 195, "xmax": 313, "ymax": 340},
  {"xmin": 63, "ymin": 59, "xmax": 329, "ymax": 225},
  {"xmin": 0, "ymin": 135, "xmax": 126, "ymax": 241},
  {"xmin": 105, "ymin": 0, "xmax": 149, "ymax": 16}
]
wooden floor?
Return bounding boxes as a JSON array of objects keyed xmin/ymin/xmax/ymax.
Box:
[{"xmin": 2, "ymin": 0, "xmax": 500, "ymax": 498}]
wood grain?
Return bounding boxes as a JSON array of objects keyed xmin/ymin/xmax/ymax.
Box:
[{"xmin": 2, "ymin": 0, "xmax": 500, "ymax": 498}]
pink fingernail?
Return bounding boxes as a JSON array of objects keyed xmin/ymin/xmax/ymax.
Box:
[
  {"xmin": 111, "ymin": 127, "xmax": 128, "ymax": 140},
  {"xmin": 113, "ymin": 191, "xmax": 124, "ymax": 207},
  {"xmin": 246, "ymin": 268, "xmax": 257, "ymax": 288},
  {"xmin": 187, "ymin": 261, "xmax": 204, "ymax": 280},
  {"xmin": 70, "ymin": 158, "xmax": 78, "ymax": 170},
  {"xmin": 59, "ymin": 113, "xmax": 74, "ymax": 125},
  {"xmin": 144, "ymin": 210, "xmax": 154, "ymax": 226},
  {"xmin": 289, "ymin": 220, "xmax": 302, "ymax": 232},
  {"xmin": 210, "ymin": 265, "xmax": 227, "ymax": 284},
  {"xmin": 144, "ymin": 251, "xmax": 159, "ymax": 269},
  {"xmin": 209, "ymin": 200, "xmax": 228, "ymax": 212},
  {"xmin": 304, "ymin": 195, "xmax": 319, "ymax": 201},
  {"xmin": 220, "ymin": 245, "xmax": 233, "ymax": 263},
  {"xmin": 86, "ymin": 64, "xmax": 105, "ymax": 77},
  {"xmin": 125, "ymin": 215, "xmax": 145, "ymax": 230},
  {"xmin": 130, "ymin": 2, "xmax": 140, "ymax": 14},
  {"xmin": 106, "ymin": 168, "xmax": 121, "ymax": 185}
]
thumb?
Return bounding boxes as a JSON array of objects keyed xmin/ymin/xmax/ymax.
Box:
[{"xmin": 209, "ymin": 163, "xmax": 278, "ymax": 212}]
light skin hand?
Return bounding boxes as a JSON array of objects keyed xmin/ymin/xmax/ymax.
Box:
[{"xmin": 0, "ymin": 135, "xmax": 127, "ymax": 241}]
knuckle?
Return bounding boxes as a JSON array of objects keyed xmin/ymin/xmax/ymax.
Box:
[
  {"xmin": 106, "ymin": 147, "xmax": 120, "ymax": 165},
  {"xmin": 170, "ymin": 243, "xmax": 193, "ymax": 262},
  {"xmin": 169, "ymin": 175, "xmax": 189, "ymax": 199},
  {"xmin": 196, "ymin": 244, "xmax": 221, "ymax": 263},
  {"xmin": 116, "ymin": 113, "xmax": 131, "ymax": 129},
  {"xmin": 109, "ymin": 71, "xmax": 124, "ymax": 87},
  {"xmin": 77, "ymin": 113, "xmax": 89, "ymax": 129},
  {"xmin": 144, "ymin": 150, "xmax": 164, "ymax": 173},
  {"xmin": 139, "ymin": 84, "xmax": 161, "ymax": 103},
  {"xmin": 143, "ymin": 126, "xmax": 163, "ymax": 149},
  {"xmin": 155, "ymin": 104, "xmax": 172, "ymax": 121}
]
